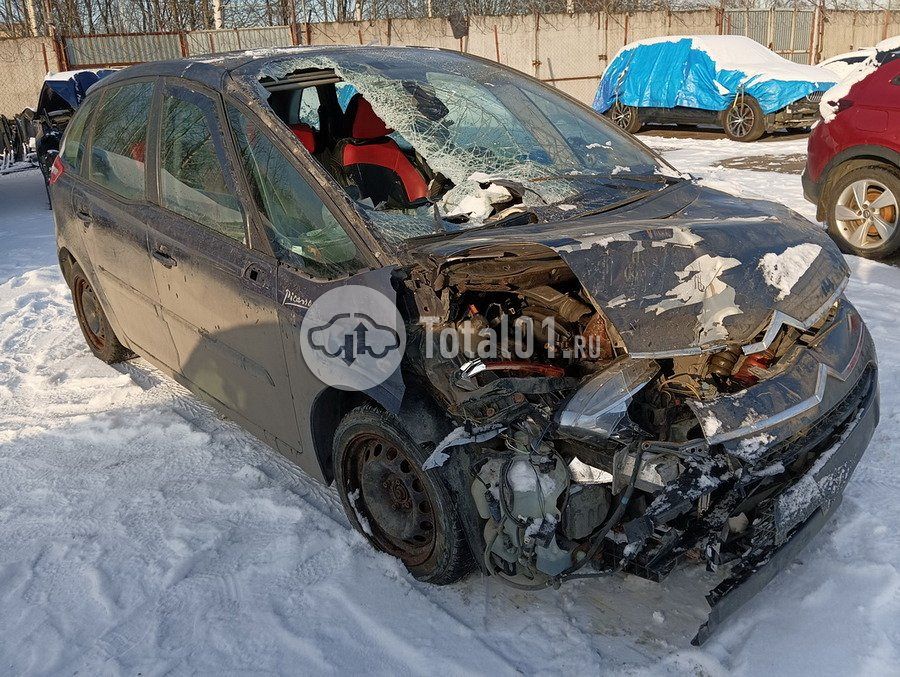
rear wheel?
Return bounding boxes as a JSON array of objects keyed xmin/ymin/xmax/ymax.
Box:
[
  {"xmin": 333, "ymin": 405, "xmax": 473, "ymax": 584},
  {"xmin": 825, "ymin": 166, "xmax": 900, "ymax": 259},
  {"xmin": 722, "ymin": 95, "xmax": 765, "ymax": 142},
  {"xmin": 70, "ymin": 262, "xmax": 133, "ymax": 363},
  {"xmin": 608, "ymin": 101, "xmax": 642, "ymax": 134}
]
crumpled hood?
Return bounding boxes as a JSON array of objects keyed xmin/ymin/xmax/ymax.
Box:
[{"xmin": 413, "ymin": 185, "xmax": 849, "ymax": 355}]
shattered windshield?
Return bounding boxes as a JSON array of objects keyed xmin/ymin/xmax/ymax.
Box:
[{"xmin": 255, "ymin": 49, "xmax": 678, "ymax": 242}]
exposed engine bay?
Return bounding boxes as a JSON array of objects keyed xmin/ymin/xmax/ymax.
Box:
[{"xmin": 400, "ymin": 242, "xmax": 876, "ymax": 643}]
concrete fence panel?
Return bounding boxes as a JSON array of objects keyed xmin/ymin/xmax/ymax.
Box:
[
  {"xmin": 0, "ymin": 37, "xmax": 55, "ymax": 116},
  {"xmin": 821, "ymin": 11, "xmax": 900, "ymax": 57},
  {"xmin": 2, "ymin": 9, "xmax": 897, "ymax": 117}
]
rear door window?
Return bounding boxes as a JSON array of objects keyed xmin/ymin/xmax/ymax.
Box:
[
  {"xmin": 88, "ymin": 81, "xmax": 153, "ymax": 200},
  {"xmin": 60, "ymin": 96, "xmax": 98, "ymax": 173},
  {"xmin": 159, "ymin": 85, "xmax": 245, "ymax": 242}
]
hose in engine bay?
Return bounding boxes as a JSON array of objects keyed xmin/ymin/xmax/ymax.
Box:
[{"xmin": 558, "ymin": 443, "xmax": 647, "ymax": 581}]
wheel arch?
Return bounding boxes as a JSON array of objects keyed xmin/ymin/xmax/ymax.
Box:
[
  {"xmin": 818, "ymin": 146, "xmax": 900, "ymax": 221},
  {"xmin": 57, "ymin": 246, "xmax": 76, "ymax": 287},
  {"xmin": 310, "ymin": 383, "xmax": 455, "ymax": 485}
]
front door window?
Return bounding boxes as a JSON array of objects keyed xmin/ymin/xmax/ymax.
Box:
[
  {"xmin": 159, "ymin": 86, "xmax": 245, "ymax": 242},
  {"xmin": 227, "ymin": 105, "xmax": 362, "ymax": 278}
]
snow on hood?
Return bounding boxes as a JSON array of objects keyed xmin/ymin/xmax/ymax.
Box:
[
  {"xmin": 820, "ymin": 49, "xmax": 877, "ymax": 79},
  {"xmin": 876, "ymin": 35, "xmax": 900, "ymax": 53},
  {"xmin": 416, "ymin": 187, "xmax": 849, "ymax": 356},
  {"xmin": 552, "ymin": 218, "xmax": 846, "ymax": 356},
  {"xmin": 819, "ymin": 55, "xmax": 879, "ymax": 123}
]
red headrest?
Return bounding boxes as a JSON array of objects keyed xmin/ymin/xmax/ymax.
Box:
[
  {"xmin": 349, "ymin": 95, "xmax": 391, "ymax": 140},
  {"xmin": 289, "ymin": 122, "xmax": 318, "ymax": 153}
]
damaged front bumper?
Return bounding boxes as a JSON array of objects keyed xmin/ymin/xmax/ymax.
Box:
[
  {"xmin": 550, "ymin": 298, "xmax": 878, "ymax": 643},
  {"xmin": 693, "ymin": 377, "xmax": 877, "ymax": 643}
]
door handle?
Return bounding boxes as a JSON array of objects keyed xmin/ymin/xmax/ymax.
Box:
[
  {"xmin": 152, "ymin": 249, "xmax": 177, "ymax": 268},
  {"xmin": 75, "ymin": 208, "xmax": 92, "ymax": 225}
]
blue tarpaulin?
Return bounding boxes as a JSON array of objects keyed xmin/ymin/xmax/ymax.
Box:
[{"xmin": 593, "ymin": 36, "xmax": 836, "ymax": 115}]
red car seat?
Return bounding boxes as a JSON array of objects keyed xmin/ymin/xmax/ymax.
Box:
[
  {"xmin": 288, "ymin": 122, "xmax": 319, "ymax": 154},
  {"xmin": 339, "ymin": 94, "xmax": 428, "ymax": 205}
]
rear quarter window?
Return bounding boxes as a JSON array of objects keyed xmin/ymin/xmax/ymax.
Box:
[
  {"xmin": 60, "ymin": 96, "xmax": 98, "ymax": 172},
  {"xmin": 88, "ymin": 81, "xmax": 154, "ymax": 201}
]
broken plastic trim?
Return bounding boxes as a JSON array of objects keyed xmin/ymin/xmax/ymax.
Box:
[
  {"xmin": 742, "ymin": 276, "xmax": 848, "ymax": 356},
  {"xmin": 556, "ymin": 359, "xmax": 659, "ymax": 438},
  {"xmin": 696, "ymin": 321, "xmax": 864, "ymax": 445}
]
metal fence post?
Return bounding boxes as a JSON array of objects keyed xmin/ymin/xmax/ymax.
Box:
[{"xmin": 493, "ymin": 24, "xmax": 500, "ymax": 62}]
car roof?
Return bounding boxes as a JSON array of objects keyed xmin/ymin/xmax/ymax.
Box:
[{"xmin": 94, "ymin": 45, "xmax": 450, "ymax": 92}]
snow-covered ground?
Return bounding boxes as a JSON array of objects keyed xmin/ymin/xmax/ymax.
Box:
[{"xmin": 1, "ymin": 137, "xmax": 898, "ymax": 675}]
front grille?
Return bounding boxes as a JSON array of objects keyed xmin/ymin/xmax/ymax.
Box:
[
  {"xmin": 755, "ymin": 365, "xmax": 875, "ymax": 471},
  {"xmin": 740, "ymin": 367, "xmax": 874, "ymax": 554}
]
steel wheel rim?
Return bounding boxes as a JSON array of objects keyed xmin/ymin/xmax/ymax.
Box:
[
  {"xmin": 611, "ymin": 103, "xmax": 633, "ymax": 130},
  {"xmin": 835, "ymin": 179, "xmax": 898, "ymax": 250},
  {"xmin": 345, "ymin": 432, "xmax": 438, "ymax": 566},
  {"xmin": 73, "ymin": 277, "xmax": 107, "ymax": 350},
  {"xmin": 727, "ymin": 102, "xmax": 755, "ymax": 138}
]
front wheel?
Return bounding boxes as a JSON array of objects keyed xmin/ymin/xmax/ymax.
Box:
[
  {"xmin": 607, "ymin": 101, "xmax": 642, "ymax": 134},
  {"xmin": 333, "ymin": 405, "xmax": 474, "ymax": 584},
  {"xmin": 722, "ymin": 96, "xmax": 765, "ymax": 142},
  {"xmin": 825, "ymin": 166, "xmax": 900, "ymax": 259}
]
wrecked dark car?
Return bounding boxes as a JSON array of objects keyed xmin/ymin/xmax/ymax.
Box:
[{"xmin": 50, "ymin": 46, "xmax": 878, "ymax": 645}]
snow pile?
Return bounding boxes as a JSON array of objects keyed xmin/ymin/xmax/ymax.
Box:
[
  {"xmin": 819, "ymin": 49, "xmax": 876, "ymax": 80},
  {"xmin": 759, "ymin": 243, "xmax": 823, "ymax": 300},
  {"xmin": 441, "ymin": 174, "xmax": 513, "ymax": 220},
  {"xmin": 876, "ymin": 35, "xmax": 900, "ymax": 53},
  {"xmin": 819, "ymin": 56, "xmax": 879, "ymax": 123},
  {"xmin": 700, "ymin": 411, "xmax": 723, "ymax": 438},
  {"xmin": 734, "ymin": 433, "xmax": 776, "ymax": 464}
]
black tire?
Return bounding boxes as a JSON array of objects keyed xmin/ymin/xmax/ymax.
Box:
[
  {"xmin": 69, "ymin": 262, "xmax": 134, "ymax": 364},
  {"xmin": 333, "ymin": 404, "xmax": 474, "ymax": 584},
  {"xmin": 722, "ymin": 95, "xmax": 766, "ymax": 142},
  {"xmin": 607, "ymin": 101, "xmax": 642, "ymax": 134},
  {"xmin": 824, "ymin": 166, "xmax": 900, "ymax": 260}
]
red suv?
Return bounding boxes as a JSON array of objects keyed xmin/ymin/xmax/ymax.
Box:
[{"xmin": 803, "ymin": 45, "xmax": 900, "ymax": 258}]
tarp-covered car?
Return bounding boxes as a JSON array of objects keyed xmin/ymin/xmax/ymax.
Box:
[
  {"xmin": 594, "ymin": 35, "xmax": 837, "ymax": 141},
  {"xmin": 51, "ymin": 46, "xmax": 877, "ymax": 645}
]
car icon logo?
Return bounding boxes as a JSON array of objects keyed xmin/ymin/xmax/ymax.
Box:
[
  {"xmin": 308, "ymin": 312, "xmax": 402, "ymax": 365},
  {"xmin": 299, "ymin": 285, "xmax": 406, "ymax": 391}
]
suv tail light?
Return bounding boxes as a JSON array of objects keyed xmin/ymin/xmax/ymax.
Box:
[{"xmin": 48, "ymin": 155, "xmax": 64, "ymax": 185}]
